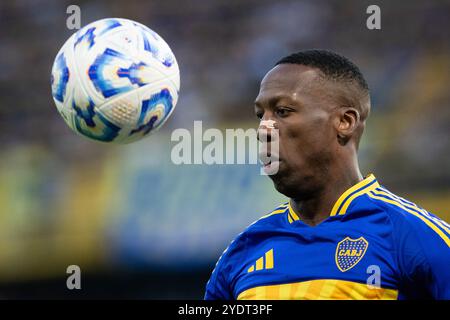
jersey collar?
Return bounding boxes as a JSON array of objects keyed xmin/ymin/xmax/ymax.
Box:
[{"xmin": 287, "ymin": 174, "xmax": 380, "ymax": 223}]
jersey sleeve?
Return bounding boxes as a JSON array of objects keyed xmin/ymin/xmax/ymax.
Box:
[
  {"xmin": 204, "ymin": 234, "xmax": 248, "ymax": 300},
  {"xmin": 204, "ymin": 251, "xmax": 233, "ymax": 300},
  {"xmin": 393, "ymin": 210, "xmax": 450, "ymax": 299},
  {"xmin": 204, "ymin": 238, "xmax": 239, "ymax": 300}
]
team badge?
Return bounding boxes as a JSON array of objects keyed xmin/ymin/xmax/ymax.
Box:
[{"xmin": 335, "ymin": 237, "xmax": 369, "ymax": 272}]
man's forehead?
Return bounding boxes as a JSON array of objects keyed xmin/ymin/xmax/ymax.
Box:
[{"xmin": 257, "ymin": 64, "xmax": 323, "ymax": 101}]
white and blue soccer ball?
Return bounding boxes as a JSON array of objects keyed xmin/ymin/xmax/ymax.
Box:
[{"xmin": 51, "ymin": 18, "xmax": 180, "ymax": 143}]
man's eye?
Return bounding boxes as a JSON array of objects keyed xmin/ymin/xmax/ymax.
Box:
[
  {"xmin": 255, "ymin": 111, "xmax": 263, "ymax": 119},
  {"xmin": 276, "ymin": 108, "xmax": 289, "ymax": 117}
]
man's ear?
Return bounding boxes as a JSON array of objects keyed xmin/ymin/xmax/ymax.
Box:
[{"xmin": 335, "ymin": 107, "xmax": 360, "ymax": 145}]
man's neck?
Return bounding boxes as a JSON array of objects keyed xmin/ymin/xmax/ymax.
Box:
[{"xmin": 290, "ymin": 168, "xmax": 363, "ymax": 226}]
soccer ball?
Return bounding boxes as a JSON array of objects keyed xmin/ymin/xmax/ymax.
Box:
[{"xmin": 51, "ymin": 18, "xmax": 180, "ymax": 143}]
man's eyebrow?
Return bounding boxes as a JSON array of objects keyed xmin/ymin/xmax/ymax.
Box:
[{"xmin": 254, "ymin": 95, "xmax": 293, "ymax": 107}]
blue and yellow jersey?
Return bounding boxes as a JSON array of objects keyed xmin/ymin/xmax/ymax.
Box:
[{"xmin": 205, "ymin": 174, "xmax": 450, "ymax": 300}]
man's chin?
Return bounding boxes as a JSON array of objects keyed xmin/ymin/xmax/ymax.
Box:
[
  {"xmin": 269, "ymin": 170, "xmax": 319, "ymax": 200},
  {"xmin": 266, "ymin": 166, "xmax": 289, "ymax": 192},
  {"xmin": 266, "ymin": 165, "xmax": 306, "ymax": 198},
  {"xmin": 271, "ymin": 178, "xmax": 291, "ymax": 197}
]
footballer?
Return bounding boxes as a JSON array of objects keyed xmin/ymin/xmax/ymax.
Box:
[{"xmin": 205, "ymin": 50, "xmax": 450, "ymax": 300}]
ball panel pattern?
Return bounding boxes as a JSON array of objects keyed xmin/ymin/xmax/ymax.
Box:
[{"xmin": 51, "ymin": 18, "xmax": 180, "ymax": 143}]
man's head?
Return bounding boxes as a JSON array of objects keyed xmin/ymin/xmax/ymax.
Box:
[{"xmin": 255, "ymin": 49, "xmax": 371, "ymax": 199}]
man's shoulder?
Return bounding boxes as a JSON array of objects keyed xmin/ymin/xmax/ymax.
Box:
[
  {"xmin": 236, "ymin": 201, "xmax": 289, "ymax": 240},
  {"xmin": 219, "ymin": 202, "xmax": 289, "ymax": 261},
  {"xmin": 365, "ymin": 185, "xmax": 442, "ymax": 224},
  {"xmin": 244, "ymin": 202, "xmax": 289, "ymax": 231},
  {"xmin": 364, "ymin": 185, "xmax": 450, "ymax": 247}
]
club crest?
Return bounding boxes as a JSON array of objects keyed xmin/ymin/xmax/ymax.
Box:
[{"xmin": 335, "ymin": 237, "xmax": 369, "ymax": 272}]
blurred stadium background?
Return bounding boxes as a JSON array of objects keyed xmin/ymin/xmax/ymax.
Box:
[{"xmin": 0, "ymin": 0, "xmax": 449, "ymax": 298}]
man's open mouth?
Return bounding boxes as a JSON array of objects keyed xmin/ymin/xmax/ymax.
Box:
[{"xmin": 259, "ymin": 154, "xmax": 279, "ymax": 165}]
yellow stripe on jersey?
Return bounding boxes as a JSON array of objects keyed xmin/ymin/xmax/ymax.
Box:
[
  {"xmin": 259, "ymin": 203, "xmax": 288, "ymax": 220},
  {"xmin": 271, "ymin": 208, "xmax": 288, "ymax": 215},
  {"xmin": 330, "ymin": 174, "xmax": 378, "ymax": 216},
  {"xmin": 288, "ymin": 201, "xmax": 300, "ymax": 222},
  {"xmin": 265, "ymin": 249, "xmax": 274, "ymax": 269},
  {"xmin": 373, "ymin": 188, "xmax": 450, "ymax": 235},
  {"xmin": 237, "ymin": 279, "xmax": 398, "ymax": 300},
  {"xmin": 337, "ymin": 179, "xmax": 380, "ymax": 215},
  {"xmin": 288, "ymin": 214, "xmax": 293, "ymax": 223},
  {"xmin": 255, "ymin": 257, "xmax": 264, "ymax": 271},
  {"xmin": 368, "ymin": 191, "xmax": 450, "ymax": 247},
  {"xmin": 247, "ymin": 249, "xmax": 274, "ymax": 273}
]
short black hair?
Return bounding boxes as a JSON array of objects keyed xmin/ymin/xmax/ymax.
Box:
[{"xmin": 275, "ymin": 49, "xmax": 369, "ymax": 93}]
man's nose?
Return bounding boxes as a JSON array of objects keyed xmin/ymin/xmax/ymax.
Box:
[{"xmin": 257, "ymin": 120, "xmax": 278, "ymax": 142}]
